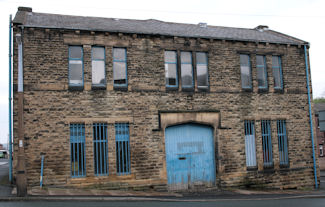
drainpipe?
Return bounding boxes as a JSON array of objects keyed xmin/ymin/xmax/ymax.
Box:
[
  {"xmin": 16, "ymin": 26, "xmax": 27, "ymax": 197},
  {"xmin": 8, "ymin": 15, "xmax": 12, "ymax": 183},
  {"xmin": 304, "ymin": 44, "xmax": 318, "ymax": 189}
]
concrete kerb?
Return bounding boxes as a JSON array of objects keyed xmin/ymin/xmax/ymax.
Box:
[{"xmin": 1, "ymin": 194, "xmax": 325, "ymax": 202}]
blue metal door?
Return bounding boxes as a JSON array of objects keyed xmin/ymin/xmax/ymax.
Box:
[{"xmin": 165, "ymin": 123, "xmax": 215, "ymax": 190}]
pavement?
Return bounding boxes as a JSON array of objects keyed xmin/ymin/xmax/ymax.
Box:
[{"xmin": 0, "ymin": 160, "xmax": 325, "ymax": 202}]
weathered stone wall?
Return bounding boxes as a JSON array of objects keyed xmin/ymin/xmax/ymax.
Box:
[{"xmin": 12, "ymin": 26, "xmax": 319, "ymax": 190}]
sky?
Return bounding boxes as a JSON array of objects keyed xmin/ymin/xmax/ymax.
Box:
[{"xmin": 0, "ymin": 0, "xmax": 324, "ymax": 144}]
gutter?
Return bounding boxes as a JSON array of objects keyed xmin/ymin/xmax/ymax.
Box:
[
  {"xmin": 8, "ymin": 14, "xmax": 12, "ymax": 183},
  {"xmin": 304, "ymin": 44, "xmax": 318, "ymax": 189}
]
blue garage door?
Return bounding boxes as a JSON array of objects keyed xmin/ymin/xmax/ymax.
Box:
[{"xmin": 165, "ymin": 123, "xmax": 216, "ymax": 190}]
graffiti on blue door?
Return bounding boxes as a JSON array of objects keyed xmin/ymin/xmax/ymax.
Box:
[{"xmin": 165, "ymin": 123, "xmax": 216, "ymax": 190}]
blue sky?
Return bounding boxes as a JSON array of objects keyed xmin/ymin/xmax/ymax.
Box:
[{"xmin": 0, "ymin": 0, "xmax": 325, "ymax": 144}]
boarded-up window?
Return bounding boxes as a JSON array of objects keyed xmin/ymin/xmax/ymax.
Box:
[{"xmin": 244, "ymin": 120, "xmax": 256, "ymax": 167}]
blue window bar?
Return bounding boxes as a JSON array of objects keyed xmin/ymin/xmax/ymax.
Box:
[
  {"xmin": 277, "ymin": 120, "xmax": 289, "ymax": 166},
  {"xmin": 240, "ymin": 54, "xmax": 252, "ymax": 89},
  {"xmin": 115, "ymin": 123, "xmax": 130, "ymax": 175},
  {"xmin": 244, "ymin": 120, "xmax": 257, "ymax": 167},
  {"xmin": 113, "ymin": 48, "xmax": 127, "ymax": 88},
  {"xmin": 164, "ymin": 51, "xmax": 178, "ymax": 88},
  {"xmin": 70, "ymin": 123, "xmax": 86, "ymax": 177},
  {"xmin": 272, "ymin": 56, "xmax": 283, "ymax": 90},
  {"xmin": 261, "ymin": 120, "xmax": 273, "ymax": 168},
  {"xmin": 68, "ymin": 46, "xmax": 83, "ymax": 87},
  {"xmin": 93, "ymin": 123, "xmax": 108, "ymax": 176},
  {"xmin": 180, "ymin": 51, "xmax": 194, "ymax": 89},
  {"xmin": 256, "ymin": 55, "xmax": 268, "ymax": 89}
]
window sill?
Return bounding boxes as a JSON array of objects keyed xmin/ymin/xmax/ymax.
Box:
[
  {"xmin": 182, "ymin": 87, "xmax": 194, "ymax": 92},
  {"xmin": 114, "ymin": 85, "xmax": 128, "ymax": 91},
  {"xmin": 258, "ymin": 88, "xmax": 268, "ymax": 93},
  {"xmin": 198, "ymin": 86, "xmax": 209, "ymax": 92},
  {"xmin": 242, "ymin": 88, "xmax": 253, "ymax": 92},
  {"xmin": 274, "ymin": 88, "xmax": 284, "ymax": 94},
  {"xmin": 246, "ymin": 166, "xmax": 258, "ymax": 171},
  {"xmin": 92, "ymin": 85, "xmax": 107, "ymax": 90},
  {"xmin": 69, "ymin": 85, "xmax": 84, "ymax": 91},
  {"xmin": 166, "ymin": 86, "xmax": 179, "ymax": 92}
]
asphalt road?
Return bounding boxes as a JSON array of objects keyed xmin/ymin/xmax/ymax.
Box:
[{"xmin": 0, "ymin": 198, "xmax": 325, "ymax": 207}]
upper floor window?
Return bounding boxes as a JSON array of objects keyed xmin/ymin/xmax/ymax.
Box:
[
  {"xmin": 69, "ymin": 46, "xmax": 83, "ymax": 87},
  {"xmin": 92, "ymin": 46, "xmax": 106, "ymax": 88},
  {"xmin": 113, "ymin": 48, "xmax": 127, "ymax": 88},
  {"xmin": 272, "ymin": 56, "xmax": 283, "ymax": 90},
  {"xmin": 196, "ymin": 52, "xmax": 209, "ymax": 90},
  {"xmin": 256, "ymin": 55, "xmax": 268, "ymax": 89},
  {"xmin": 181, "ymin": 52, "xmax": 194, "ymax": 89},
  {"xmin": 240, "ymin": 54, "xmax": 252, "ymax": 89},
  {"xmin": 164, "ymin": 51, "xmax": 178, "ymax": 88}
]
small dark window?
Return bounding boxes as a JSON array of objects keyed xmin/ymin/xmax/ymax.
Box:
[
  {"xmin": 113, "ymin": 48, "xmax": 127, "ymax": 87},
  {"xmin": 240, "ymin": 54, "xmax": 252, "ymax": 89}
]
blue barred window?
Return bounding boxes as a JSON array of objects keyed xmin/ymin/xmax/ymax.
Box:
[
  {"xmin": 70, "ymin": 123, "xmax": 86, "ymax": 177},
  {"xmin": 93, "ymin": 123, "xmax": 108, "ymax": 176},
  {"xmin": 115, "ymin": 123, "xmax": 130, "ymax": 175},
  {"xmin": 244, "ymin": 120, "xmax": 257, "ymax": 168},
  {"xmin": 277, "ymin": 120, "xmax": 289, "ymax": 166},
  {"xmin": 261, "ymin": 120, "xmax": 273, "ymax": 168}
]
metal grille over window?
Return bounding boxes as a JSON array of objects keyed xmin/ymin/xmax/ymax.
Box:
[
  {"xmin": 70, "ymin": 124, "xmax": 86, "ymax": 177},
  {"xmin": 113, "ymin": 48, "xmax": 127, "ymax": 87},
  {"xmin": 240, "ymin": 54, "xmax": 252, "ymax": 89},
  {"xmin": 115, "ymin": 123, "xmax": 130, "ymax": 175},
  {"xmin": 93, "ymin": 123, "xmax": 108, "ymax": 176},
  {"xmin": 277, "ymin": 120, "xmax": 289, "ymax": 166},
  {"xmin": 69, "ymin": 46, "xmax": 83, "ymax": 87},
  {"xmin": 92, "ymin": 47, "xmax": 106, "ymax": 87},
  {"xmin": 180, "ymin": 51, "xmax": 194, "ymax": 89},
  {"xmin": 244, "ymin": 120, "xmax": 257, "ymax": 167},
  {"xmin": 196, "ymin": 52, "xmax": 209, "ymax": 89},
  {"xmin": 164, "ymin": 51, "xmax": 178, "ymax": 88},
  {"xmin": 256, "ymin": 55, "xmax": 268, "ymax": 89},
  {"xmin": 272, "ymin": 56, "xmax": 283, "ymax": 89},
  {"xmin": 261, "ymin": 120, "xmax": 273, "ymax": 168}
]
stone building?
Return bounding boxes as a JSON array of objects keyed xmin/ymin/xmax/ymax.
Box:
[
  {"xmin": 315, "ymin": 103, "xmax": 325, "ymax": 170},
  {"xmin": 12, "ymin": 7, "xmax": 319, "ymax": 191}
]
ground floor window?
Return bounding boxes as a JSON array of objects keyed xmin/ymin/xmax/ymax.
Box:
[
  {"xmin": 93, "ymin": 123, "xmax": 108, "ymax": 176},
  {"xmin": 244, "ymin": 120, "xmax": 256, "ymax": 168},
  {"xmin": 261, "ymin": 120, "xmax": 273, "ymax": 168},
  {"xmin": 115, "ymin": 123, "xmax": 131, "ymax": 175},
  {"xmin": 277, "ymin": 120, "xmax": 289, "ymax": 166},
  {"xmin": 70, "ymin": 123, "xmax": 86, "ymax": 177}
]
